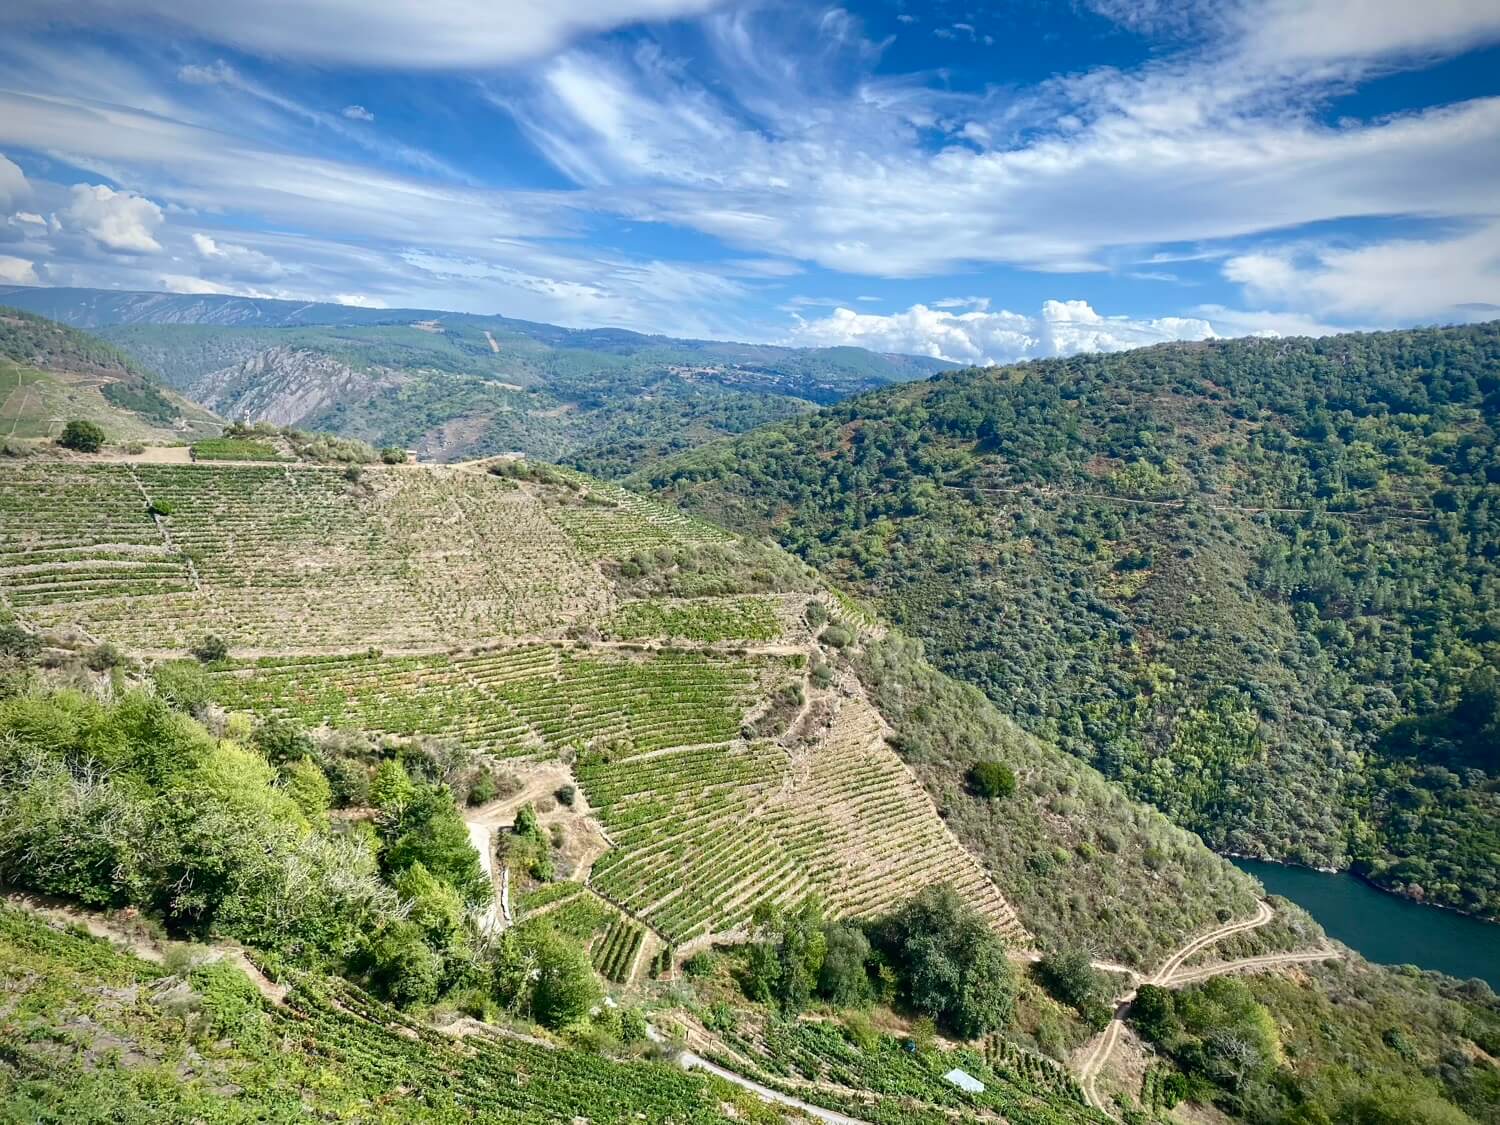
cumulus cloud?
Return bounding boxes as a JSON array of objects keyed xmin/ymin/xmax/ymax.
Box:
[
  {"xmin": 192, "ymin": 232, "xmax": 286, "ymax": 280},
  {"xmin": 65, "ymin": 184, "xmax": 164, "ymax": 253},
  {"xmin": 785, "ymin": 299, "xmax": 1217, "ymax": 365},
  {"xmin": 333, "ymin": 293, "xmax": 388, "ymax": 307},
  {"xmin": 342, "ymin": 104, "xmax": 375, "ymax": 121},
  {"xmin": 0, "ymin": 154, "xmax": 27, "ymax": 210},
  {"xmin": 1223, "ymin": 223, "xmax": 1500, "ymax": 322},
  {"xmin": 2, "ymin": 0, "xmax": 726, "ymax": 68},
  {"xmin": 0, "ymin": 254, "xmax": 38, "ymax": 284}
]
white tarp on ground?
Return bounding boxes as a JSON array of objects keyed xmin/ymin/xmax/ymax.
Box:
[{"xmin": 943, "ymin": 1068, "xmax": 985, "ymax": 1094}]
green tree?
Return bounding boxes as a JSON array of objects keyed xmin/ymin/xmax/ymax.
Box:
[
  {"xmin": 818, "ymin": 921, "xmax": 873, "ymax": 1007},
  {"xmin": 58, "ymin": 419, "xmax": 106, "ymax": 452},
  {"xmin": 875, "ymin": 884, "xmax": 1016, "ymax": 1038},
  {"xmin": 967, "ymin": 759, "xmax": 1016, "ymax": 799},
  {"xmin": 745, "ymin": 898, "xmax": 827, "ymax": 1013},
  {"xmin": 528, "ymin": 926, "xmax": 602, "ymax": 1029}
]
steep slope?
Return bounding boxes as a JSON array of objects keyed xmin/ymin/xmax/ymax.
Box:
[
  {"xmin": 0, "ymin": 455, "xmax": 1253, "ymax": 967},
  {"xmin": 637, "ymin": 323, "xmax": 1500, "ymax": 920},
  {"xmin": 0, "ymin": 307, "xmax": 220, "ymax": 445},
  {"xmin": 0, "ymin": 286, "xmax": 946, "ymax": 469}
]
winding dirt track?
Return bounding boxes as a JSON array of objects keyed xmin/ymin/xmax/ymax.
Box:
[{"xmin": 1077, "ymin": 900, "xmax": 1339, "ymax": 1117}]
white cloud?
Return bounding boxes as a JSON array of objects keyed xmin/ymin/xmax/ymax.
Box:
[
  {"xmin": 10, "ymin": 211, "xmax": 45, "ymax": 226},
  {"xmin": 785, "ymin": 299, "xmax": 1217, "ymax": 365},
  {"xmin": 64, "ymin": 183, "xmax": 164, "ymax": 253},
  {"xmin": 1224, "ymin": 221, "xmax": 1500, "ymax": 321},
  {"xmin": 0, "ymin": 254, "xmax": 39, "ymax": 284},
  {"xmin": 502, "ymin": 12, "xmax": 1500, "ymax": 278},
  {"xmin": 2, "ymin": 0, "xmax": 726, "ymax": 68},
  {"xmin": 342, "ymin": 104, "xmax": 375, "ymax": 122},
  {"xmin": 176, "ymin": 60, "xmax": 235, "ymax": 85},
  {"xmin": 334, "ymin": 292, "xmax": 387, "ymax": 307},
  {"xmin": 1235, "ymin": 0, "xmax": 1500, "ymax": 65},
  {"xmin": 192, "ymin": 231, "xmax": 286, "ymax": 280},
  {"xmin": 0, "ymin": 154, "xmax": 27, "ymax": 210}
]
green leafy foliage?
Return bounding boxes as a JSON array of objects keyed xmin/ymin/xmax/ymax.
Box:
[
  {"xmin": 58, "ymin": 419, "xmax": 106, "ymax": 452},
  {"xmin": 873, "ymin": 884, "xmax": 1018, "ymax": 1039},
  {"xmin": 641, "ymin": 323, "xmax": 1500, "ymax": 917}
]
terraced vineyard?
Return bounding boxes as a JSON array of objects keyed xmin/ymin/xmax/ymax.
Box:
[
  {"xmin": 578, "ymin": 696, "xmax": 1029, "ymax": 947},
  {"xmin": 208, "ymin": 646, "xmax": 772, "ymax": 758},
  {"xmin": 0, "ymin": 462, "xmax": 614, "ymax": 649},
  {"xmin": 602, "ymin": 595, "xmax": 780, "ymax": 643},
  {"xmin": 2, "ymin": 457, "xmax": 1029, "ymax": 964},
  {"xmin": 0, "ymin": 906, "xmax": 763, "ymax": 1123}
]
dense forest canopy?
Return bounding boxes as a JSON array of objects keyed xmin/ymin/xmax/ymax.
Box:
[{"xmin": 640, "ymin": 323, "xmax": 1500, "ymax": 919}]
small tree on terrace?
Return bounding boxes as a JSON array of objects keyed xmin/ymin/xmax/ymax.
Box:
[{"xmin": 59, "ymin": 419, "xmax": 106, "ymax": 453}]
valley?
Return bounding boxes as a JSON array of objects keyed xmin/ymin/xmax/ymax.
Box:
[
  {"xmin": 639, "ymin": 323, "xmax": 1500, "ymax": 923},
  {"xmin": 0, "ymin": 311, "xmax": 1494, "ymax": 1125}
]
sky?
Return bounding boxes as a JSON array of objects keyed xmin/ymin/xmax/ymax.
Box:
[{"xmin": 0, "ymin": 0, "xmax": 1498, "ymax": 364}]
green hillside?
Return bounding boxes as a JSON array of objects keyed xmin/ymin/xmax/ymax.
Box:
[
  {"xmin": 0, "ymin": 450, "xmax": 1494, "ymax": 1123},
  {"xmin": 0, "ymin": 308, "xmax": 221, "ymax": 446},
  {"xmin": 638, "ymin": 323, "xmax": 1500, "ymax": 920},
  {"xmin": 0, "ymin": 286, "xmax": 947, "ymax": 469}
]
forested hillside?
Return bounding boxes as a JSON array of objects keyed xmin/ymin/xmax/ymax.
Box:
[
  {"xmin": 639, "ymin": 323, "xmax": 1500, "ymax": 920},
  {"xmin": 0, "ymin": 307, "xmax": 220, "ymax": 444},
  {"xmin": 0, "ymin": 286, "xmax": 946, "ymax": 468}
]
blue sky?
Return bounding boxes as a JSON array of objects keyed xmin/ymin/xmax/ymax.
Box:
[{"xmin": 0, "ymin": 1, "xmax": 1498, "ymax": 363}]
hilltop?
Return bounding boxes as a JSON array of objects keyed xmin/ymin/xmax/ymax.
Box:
[
  {"xmin": 637, "ymin": 322, "xmax": 1500, "ymax": 921},
  {"xmin": 0, "ymin": 286, "xmax": 947, "ymax": 469},
  {"xmin": 0, "ymin": 307, "xmax": 221, "ymax": 446}
]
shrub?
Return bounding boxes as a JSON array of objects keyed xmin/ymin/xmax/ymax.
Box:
[
  {"xmin": 819, "ymin": 624, "xmax": 854, "ymax": 649},
  {"xmin": 191, "ymin": 635, "xmax": 230, "ymax": 665},
  {"xmin": 380, "ymin": 446, "xmax": 407, "ymax": 464},
  {"xmin": 554, "ymin": 784, "xmax": 576, "ymax": 807},
  {"xmin": 968, "ymin": 759, "xmax": 1017, "ymax": 799},
  {"xmin": 873, "ymin": 884, "xmax": 1016, "ymax": 1039},
  {"xmin": 58, "ymin": 420, "xmax": 106, "ymax": 453}
]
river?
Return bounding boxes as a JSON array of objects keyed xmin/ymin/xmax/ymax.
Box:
[{"xmin": 1232, "ymin": 858, "xmax": 1499, "ymax": 990}]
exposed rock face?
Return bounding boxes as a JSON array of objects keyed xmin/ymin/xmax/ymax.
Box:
[{"xmin": 190, "ymin": 347, "xmax": 407, "ymax": 427}]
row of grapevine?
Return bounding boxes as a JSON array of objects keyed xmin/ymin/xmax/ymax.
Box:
[{"xmin": 206, "ymin": 646, "xmax": 767, "ymax": 758}]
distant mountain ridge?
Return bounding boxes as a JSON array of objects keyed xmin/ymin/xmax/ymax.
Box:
[{"xmin": 0, "ymin": 285, "xmax": 948, "ymax": 468}]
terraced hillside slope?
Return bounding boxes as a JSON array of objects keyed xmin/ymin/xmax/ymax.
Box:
[
  {"xmin": 0, "ymin": 307, "xmax": 220, "ymax": 445},
  {"xmin": 638, "ymin": 322, "xmax": 1500, "ymax": 920},
  {"xmin": 0, "ymin": 454, "xmax": 1254, "ymax": 967},
  {"xmin": 0, "ymin": 285, "xmax": 947, "ymax": 470}
]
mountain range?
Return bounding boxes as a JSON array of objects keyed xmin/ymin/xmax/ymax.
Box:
[{"xmin": 0, "ymin": 286, "xmax": 947, "ymax": 469}]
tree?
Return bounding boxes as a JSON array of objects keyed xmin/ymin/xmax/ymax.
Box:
[
  {"xmin": 58, "ymin": 420, "xmax": 105, "ymax": 453},
  {"xmin": 382, "ymin": 783, "xmax": 491, "ymax": 907},
  {"xmin": 1037, "ymin": 946, "xmax": 1107, "ymax": 1011},
  {"xmin": 818, "ymin": 921, "xmax": 873, "ymax": 1007},
  {"xmin": 875, "ymin": 884, "xmax": 1016, "ymax": 1038},
  {"xmin": 528, "ymin": 926, "xmax": 602, "ymax": 1029},
  {"xmin": 967, "ymin": 759, "xmax": 1016, "ymax": 799},
  {"xmin": 745, "ymin": 898, "xmax": 827, "ymax": 1013}
]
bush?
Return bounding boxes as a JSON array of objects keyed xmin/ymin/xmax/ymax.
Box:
[
  {"xmin": 554, "ymin": 784, "xmax": 576, "ymax": 807},
  {"xmin": 191, "ymin": 635, "xmax": 230, "ymax": 665},
  {"xmin": 873, "ymin": 884, "xmax": 1016, "ymax": 1039},
  {"xmin": 380, "ymin": 446, "xmax": 407, "ymax": 464},
  {"xmin": 819, "ymin": 624, "xmax": 854, "ymax": 649},
  {"xmin": 967, "ymin": 759, "xmax": 1016, "ymax": 799},
  {"xmin": 58, "ymin": 420, "xmax": 106, "ymax": 453}
]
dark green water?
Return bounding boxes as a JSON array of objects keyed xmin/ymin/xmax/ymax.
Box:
[{"xmin": 1233, "ymin": 858, "xmax": 1500, "ymax": 990}]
